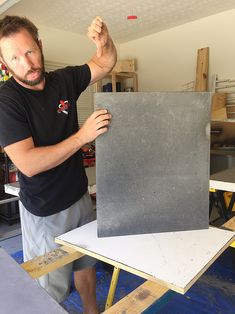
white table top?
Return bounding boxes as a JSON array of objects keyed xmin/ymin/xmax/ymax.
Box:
[
  {"xmin": 56, "ymin": 220, "xmax": 235, "ymax": 295},
  {"xmin": 4, "ymin": 166, "xmax": 96, "ymax": 196},
  {"xmin": 210, "ymin": 167, "xmax": 235, "ymax": 192}
]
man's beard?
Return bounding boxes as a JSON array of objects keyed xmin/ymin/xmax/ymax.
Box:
[
  {"xmin": 6, "ymin": 52, "xmax": 45, "ymax": 87},
  {"xmin": 14, "ymin": 67, "xmax": 45, "ymax": 86}
]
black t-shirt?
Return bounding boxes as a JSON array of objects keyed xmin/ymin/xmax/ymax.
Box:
[{"xmin": 0, "ymin": 64, "xmax": 91, "ymax": 216}]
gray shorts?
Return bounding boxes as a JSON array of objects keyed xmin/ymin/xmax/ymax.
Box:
[{"xmin": 19, "ymin": 191, "xmax": 96, "ymax": 303}]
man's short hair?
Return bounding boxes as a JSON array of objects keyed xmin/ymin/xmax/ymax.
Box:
[{"xmin": 0, "ymin": 15, "xmax": 39, "ymax": 43}]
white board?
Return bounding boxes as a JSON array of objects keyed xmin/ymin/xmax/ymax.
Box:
[
  {"xmin": 56, "ymin": 220, "xmax": 235, "ymax": 294},
  {"xmin": 210, "ymin": 167, "xmax": 235, "ymax": 192}
]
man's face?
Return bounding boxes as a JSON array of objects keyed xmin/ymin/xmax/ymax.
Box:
[{"xmin": 0, "ymin": 28, "xmax": 45, "ymax": 89}]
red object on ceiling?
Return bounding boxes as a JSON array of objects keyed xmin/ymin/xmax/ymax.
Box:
[{"xmin": 127, "ymin": 15, "xmax": 138, "ymax": 20}]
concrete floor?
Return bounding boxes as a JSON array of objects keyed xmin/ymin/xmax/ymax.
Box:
[
  {"xmin": 0, "ymin": 233, "xmax": 22, "ymax": 255},
  {"xmin": 0, "ymin": 219, "xmax": 22, "ymax": 254}
]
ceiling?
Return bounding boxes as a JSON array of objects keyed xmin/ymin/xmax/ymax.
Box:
[{"xmin": 1, "ymin": 0, "xmax": 235, "ymax": 43}]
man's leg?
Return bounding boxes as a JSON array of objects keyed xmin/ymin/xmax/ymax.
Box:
[
  {"xmin": 72, "ymin": 191, "xmax": 99, "ymax": 312},
  {"xmin": 74, "ymin": 267, "xmax": 98, "ymax": 314},
  {"xmin": 19, "ymin": 201, "xmax": 73, "ymax": 302}
]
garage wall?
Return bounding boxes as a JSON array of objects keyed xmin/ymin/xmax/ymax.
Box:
[
  {"xmin": 36, "ymin": 9, "xmax": 235, "ymax": 95},
  {"xmin": 38, "ymin": 24, "xmax": 95, "ymax": 65},
  {"xmin": 119, "ymin": 9, "xmax": 235, "ymax": 92},
  {"xmin": 38, "ymin": 24, "xmax": 121, "ymax": 67}
]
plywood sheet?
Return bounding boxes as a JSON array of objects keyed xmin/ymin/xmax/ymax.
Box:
[
  {"xmin": 56, "ymin": 221, "xmax": 235, "ymax": 294},
  {"xmin": 0, "ymin": 248, "xmax": 67, "ymax": 314},
  {"xmin": 95, "ymin": 92, "xmax": 211, "ymax": 237}
]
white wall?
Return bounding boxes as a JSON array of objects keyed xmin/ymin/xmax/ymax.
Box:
[
  {"xmin": 38, "ymin": 25, "xmax": 94, "ymax": 64},
  {"xmin": 38, "ymin": 24, "xmax": 115, "ymax": 65},
  {"xmin": 119, "ymin": 9, "xmax": 235, "ymax": 92}
]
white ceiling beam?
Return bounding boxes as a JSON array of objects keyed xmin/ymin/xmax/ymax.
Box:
[{"xmin": 0, "ymin": 0, "xmax": 21, "ymax": 15}]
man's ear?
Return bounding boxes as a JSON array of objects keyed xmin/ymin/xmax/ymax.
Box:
[{"xmin": 0, "ymin": 58, "xmax": 7, "ymax": 68}]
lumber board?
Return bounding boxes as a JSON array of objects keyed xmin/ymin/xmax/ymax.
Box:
[
  {"xmin": 21, "ymin": 245, "xmax": 84, "ymax": 279},
  {"xmin": 195, "ymin": 47, "xmax": 209, "ymax": 91},
  {"xmin": 211, "ymin": 93, "xmax": 227, "ymax": 112},
  {"xmin": 222, "ymin": 216, "xmax": 235, "ymax": 247},
  {"xmin": 211, "ymin": 107, "xmax": 227, "ymax": 120},
  {"xmin": 103, "ymin": 280, "xmax": 169, "ymax": 314},
  {"xmin": 222, "ymin": 216, "xmax": 235, "ymax": 231}
]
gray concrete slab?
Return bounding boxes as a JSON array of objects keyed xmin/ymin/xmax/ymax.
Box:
[
  {"xmin": 95, "ymin": 92, "xmax": 211, "ymax": 237},
  {"xmin": 0, "ymin": 248, "xmax": 67, "ymax": 314}
]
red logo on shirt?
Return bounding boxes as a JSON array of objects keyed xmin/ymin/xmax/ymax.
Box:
[{"xmin": 57, "ymin": 100, "xmax": 70, "ymax": 115}]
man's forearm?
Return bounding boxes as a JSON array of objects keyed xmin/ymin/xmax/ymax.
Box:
[
  {"xmin": 88, "ymin": 37, "xmax": 117, "ymax": 84},
  {"xmin": 91, "ymin": 37, "xmax": 117, "ymax": 71},
  {"xmin": 5, "ymin": 109, "xmax": 111, "ymax": 177},
  {"xmin": 5, "ymin": 133, "xmax": 83, "ymax": 177}
]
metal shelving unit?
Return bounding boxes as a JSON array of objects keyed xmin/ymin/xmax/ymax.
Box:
[{"xmin": 0, "ymin": 150, "xmax": 20, "ymax": 225}]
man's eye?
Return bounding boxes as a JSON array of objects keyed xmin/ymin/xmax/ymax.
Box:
[
  {"xmin": 11, "ymin": 56, "xmax": 17, "ymax": 61},
  {"xmin": 26, "ymin": 50, "xmax": 32, "ymax": 55}
]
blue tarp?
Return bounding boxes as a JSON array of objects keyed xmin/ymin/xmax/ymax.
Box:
[{"xmin": 11, "ymin": 247, "xmax": 235, "ymax": 314}]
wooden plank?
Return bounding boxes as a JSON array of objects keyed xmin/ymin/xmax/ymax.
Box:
[
  {"xmin": 222, "ymin": 216, "xmax": 235, "ymax": 231},
  {"xmin": 21, "ymin": 245, "xmax": 84, "ymax": 279},
  {"xmin": 211, "ymin": 107, "xmax": 227, "ymax": 120},
  {"xmin": 211, "ymin": 93, "xmax": 227, "ymax": 112},
  {"xmin": 195, "ymin": 47, "xmax": 209, "ymax": 91},
  {"xmin": 94, "ymin": 80, "xmax": 102, "ymax": 92},
  {"xmin": 222, "ymin": 217, "xmax": 235, "ymax": 247},
  {"xmin": 133, "ymin": 72, "xmax": 138, "ymax": 91},
  {"xmin": 111, "ymin": 73, "xmax": 117, "ymax": 92},
  {"xmin": 211, "ymin": 92, "xmax": 227, "ymax": 120},
  {"xmin": 103, "ymin": 280, "xmax": 169, "ymax": 313}
]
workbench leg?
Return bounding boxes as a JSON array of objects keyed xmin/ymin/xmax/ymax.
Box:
[
  {"xmin": 105, "ymin": 266, "xmax": 120, "ymax": 310},
  {"xmin": 226, "ymin": 192, "xmax": 235, "ymax": 218}
]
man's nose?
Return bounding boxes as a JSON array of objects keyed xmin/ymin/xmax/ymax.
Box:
[{"xmin": 21, "ymin": 56, "xmax": 33, "ymax": 70}]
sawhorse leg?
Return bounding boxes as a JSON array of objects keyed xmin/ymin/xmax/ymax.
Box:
[
  {"xmin": 226, "ymin": 192, "xmax": 235, "ymax": 218},
  {"xmin": 209, "ymin": 189, "xmax": 229, "ymax": 221},
  {"xmin": 105, "ymin": 266, "xmax": 120, "ymax": 309}
]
